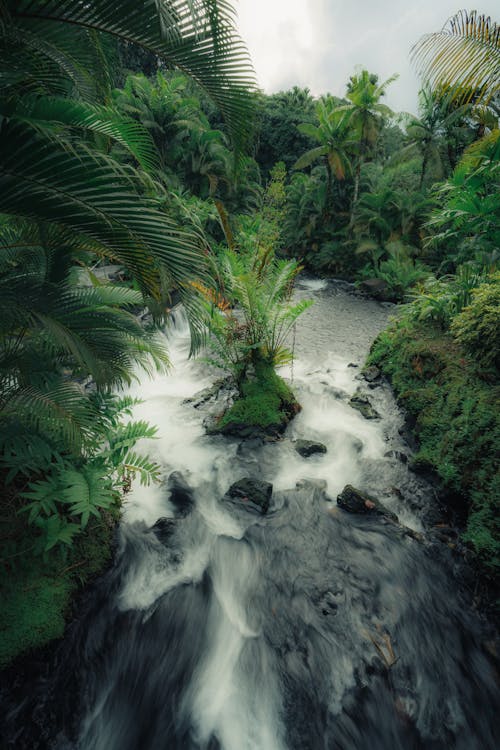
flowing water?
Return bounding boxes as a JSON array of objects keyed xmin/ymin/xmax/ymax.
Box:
[{"xmin": 3, "ymin": 279, "xmax": 499, "ymax": 749}]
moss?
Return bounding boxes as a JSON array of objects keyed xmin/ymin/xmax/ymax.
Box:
[
  {"xmin": 218, "ymin": 361, "xmax": 298, "ymax": 433},
  {"xmin": 368, "ymin": 318, "xmax": 500, "ymax": 580},
  {"xmin": 0, "ymin": 511, "xmax": 116, "ymax": 668}
]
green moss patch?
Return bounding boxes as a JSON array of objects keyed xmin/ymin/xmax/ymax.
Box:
[
  {"xmin": 368, "ymin": 318, "xmax": 500, "ymax": 579},
  {"xmin": 217, "ymin": 362, "xmax": 299, "ymax": 436},
  {"xmin": 0, "ymin": 511, "xmax": 116, "ymax": 668}
]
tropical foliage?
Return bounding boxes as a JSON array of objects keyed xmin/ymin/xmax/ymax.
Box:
[
  {"xmin": 0, "ymin": 0, "xmax": 256, "ymax": 570},
  {"xmin": 412, "ymin": 10, "xmax": 500, "ymax": 106}
]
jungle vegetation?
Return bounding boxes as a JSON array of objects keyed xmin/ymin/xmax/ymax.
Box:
[{"xmin": 0, "ymin": 3, "xmax": 499, "ymax": 663}]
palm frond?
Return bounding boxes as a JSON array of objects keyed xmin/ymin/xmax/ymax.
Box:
[
  {"xmin": 2, "ymin": 95, "xmax": 159, "ymax": 172},
  {"xmin": 0, "ymin": 120, "xmax": 210, "ymax": 298},
  {"xmin": 9, "ymin": 0, "xmax": 257, "ymax": 153},
  {"xmin": 412, "ymin": 10, "xmax": 500, "ymax": 106}
]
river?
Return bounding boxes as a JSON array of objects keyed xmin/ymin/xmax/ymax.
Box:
[{"xmin": 2, "ymin": 278, "xmax": 498, "ymax": 749}]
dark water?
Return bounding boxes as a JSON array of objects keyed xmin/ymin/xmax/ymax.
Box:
[{"xmin": 2, "ymin": 278, "xmax": 498, "ymax": 749}]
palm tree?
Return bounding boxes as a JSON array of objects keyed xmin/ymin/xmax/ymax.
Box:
[
  {"xmin": 294, "ymin": 98, "xmax": 353, "ymax": 215},
  {"xmin": 338, "ymin": 69, "xmax": 398, "ymax": 215},
  {"xmin": 404, "ymin": 87, "xmax": 469, "ymax": 186},
  {"xmin": 412, "ymin": 10, "xmax": 500, "ymax": 107}
]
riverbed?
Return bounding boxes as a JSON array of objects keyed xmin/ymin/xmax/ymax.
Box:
[{"xmin": 2, "ymin": 278, "xmax": 498, "ymax": 749}]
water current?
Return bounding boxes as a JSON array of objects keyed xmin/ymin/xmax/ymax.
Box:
[{"xmin": 2, "ymin": 278, "xmax": 499, "ymax": 749}]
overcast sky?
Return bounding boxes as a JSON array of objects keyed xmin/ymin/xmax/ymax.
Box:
[{"xmin": 236, "ymin": 1, "xmax": 499, "ymax": 115}]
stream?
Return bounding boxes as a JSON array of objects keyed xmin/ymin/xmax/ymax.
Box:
[{"xmin": 2, "ymin": 278, "xmax": 499, "ymax": 749}]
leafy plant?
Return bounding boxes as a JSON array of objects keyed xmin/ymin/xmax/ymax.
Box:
[
  {"xmin": 10, "ymin": 393, "xmax": 160, "ymax": 552},
  {"xmin": 451, "ymin": 273, "xmax": 500, "ymax": 370},
  {"xmin": 204, "ymin": 244, "xmax": 312, "ymax": 381}
]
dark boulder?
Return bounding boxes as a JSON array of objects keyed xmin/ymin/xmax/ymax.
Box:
[
  {"xmin": 294, "ymin": 439, "xmax": 327, "ymax": 458},
  {"xmin": 167, "ymin": 471, "xmax": 194, "ymax": 516},
  {"xmin": 384, "ymin": 450, "xmax": 408, "ymax": 464},
  {"xmin": 337, "ymin": 484, "xmax": 398, "ymax": 522},
  {"xmin": 359, "ymin": 278, "xmax": 390, "ymax": 301},
  {"xmin": 362, "ymin": 365, "xmax": 381, "ymax": 383},
  {"xmin": 349, "ymin": 392, "xmax": 381, "ymax": 420},
  {"xmin": 225, "ymin": 477, "xmax": 273, "ymax": 515},
  {"xmin": 151, "ymin": 517, "xmax": 176, "ymax": 542}
]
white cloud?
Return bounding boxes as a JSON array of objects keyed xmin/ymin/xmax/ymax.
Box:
[{"xmin": 236, "ymin": 0, "xmax": 500, "ymax": 114}]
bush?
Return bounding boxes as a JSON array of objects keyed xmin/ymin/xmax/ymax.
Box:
[{"xmin": 451, "ymin": 274, "xmax": 500, "ymax": 371}]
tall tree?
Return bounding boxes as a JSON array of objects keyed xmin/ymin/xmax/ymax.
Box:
[
  {"xmin": 404, "ymin": 87, "xmax": 469, "ymax": 186},
  {"xmin": 294, "ymin": 97, "xmax": 353, "ymax": 216},
  {"xmin": 338, "ymin": 69, "xmax": 397, "ymax": 216}
]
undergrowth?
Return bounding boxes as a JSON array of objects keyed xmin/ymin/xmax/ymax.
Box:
[{"xmin": 368, "ymin": 317, "xmax": 500, "ymax": 579}]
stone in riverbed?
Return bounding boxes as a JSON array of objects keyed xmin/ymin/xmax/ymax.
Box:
[
  {"xmin": 362, "ymin": 365, "xmax": 381, "ymax": 383},
  {"xmin": 225, "ymin": 477, "xmax": 273, "ymax": 515},
  {"xmin": 151, "ymin": 517, "xmax": 176, "ymax": 542},
  {"xmin": 349, "ymin": 392, "xmax": 381, "ymax": 420},
  {"xmin": 294, "ymin": 439, "xmax": 327, "ymax": 458},
  {"xmin": 384, "ymin": 450, "xmax": 408, "ymax": 464},
  {"xmin": 337, "ymin": 484, "xmax": 398, "ymax": 522},
  {"xmin": 359, "ymin": 278, "xmax": 390, "ymax": 300},
  {"xmin": 167, "ymin": 471, "xmax": 194, "ymax": 517}
]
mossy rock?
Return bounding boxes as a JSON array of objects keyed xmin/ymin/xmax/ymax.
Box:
[{"xmin": 212, "ymin": 362, "xmax": 300, "ymax": 439}]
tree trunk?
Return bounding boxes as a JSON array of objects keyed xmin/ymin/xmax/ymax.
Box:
[
  {"xmin": 419, "ymin": 152, "xmax": 428, "ymax": 189},
  {"xmin": 324, "ymin": 158, "xmax": 333, "ymax": 220},
  {"xmin": 349, "ymin": 159, "xmax": 362, "ymax": 230}
]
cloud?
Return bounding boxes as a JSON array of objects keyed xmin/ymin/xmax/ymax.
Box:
[{"xmin": 237, "ymin": 0, "xmax": 500, "ymax": 115}]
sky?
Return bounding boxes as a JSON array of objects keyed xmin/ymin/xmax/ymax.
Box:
[{"xmin": 236, "ymin": 0, "xmax": 499, "ymax": 115}]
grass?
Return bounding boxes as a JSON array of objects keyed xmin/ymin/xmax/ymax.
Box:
[{"xmin": 368, "ymin": 316, "xmax": 500, "ymax": 580}]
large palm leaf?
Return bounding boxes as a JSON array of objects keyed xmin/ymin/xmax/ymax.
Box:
[
  {"xmin": 0, "ymin": 120, "xmax": 209, "ymax": 296},
  {"xmin": 6, "ymin": 0, "xmax": 257, "ymax": 153},
  {"xmin": 412, "ymin": 10, "xmax": 500, "ymax": 106}
]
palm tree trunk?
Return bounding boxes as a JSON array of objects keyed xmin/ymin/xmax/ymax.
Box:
[
  {"xmin": 349, "ymin": 159, "xmax": 362, "ymax": 230},
  {"xmin": 324, "ymin": 158, "xmax": 333, "ymax": 220},
  {"xmin": 419, "ymin": 152, "xmax": 428, "ymax": 188}
]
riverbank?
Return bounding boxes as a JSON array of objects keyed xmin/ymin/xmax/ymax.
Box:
[
  {"xmin": 368, "ymin": 315, "xmax": 500, "ymax": 596},
  {"xmin": 0, "ymin": 507, "xmax": 118, "ymax": 668}
]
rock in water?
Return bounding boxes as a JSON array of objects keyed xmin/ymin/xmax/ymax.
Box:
[
  {"xmin": 362, "ymin": 365, "xmax": 381, "ymax": 383},
  {"xmin": 167, "ymin": 471, "xmax": 194, "ymax": 517},
  {"xmin": 349, "ymin": 392, "xmax": 381, "ymax": 420},
  {"xmin": 359, "ymin": 278, "xmax": 390, "ymax": 300},
  {"xmin": 225, "ymin": 477, "xmax": 273, "ymax": 515},
  {"xmin": 294, "ymin": 439, "xmax": 327, "ymax": 458},
  {"xmin": 151, "ymin": 517, "xmax": 176, "ymax": 542},
  {"xmin": 337, "ymin": 484, "xmax": 398, "ymax": 522}
]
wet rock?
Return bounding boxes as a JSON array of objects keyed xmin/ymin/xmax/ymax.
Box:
[
  {"xmin": 384, "ymin": 450, "xmax": 408, "ymax": 464},
  {"xmin": 151, "ymin": 517, "xmax": 176, "ymax": 542},
  {"xmin": 225, "ymin": 477, "xmax": 273, "ymax": 515},
  {"xmin": 167, "ymin": 471, "xmax": 194, "ymax": 517},
  {"xmin": 359, "ymin": 278, "xmax": 390, "ymax": 301},
  {"xmin": 236, "ymin": 437, "xmax": 265, "ymax": 456},
  {"xmin": 349, "ymin": 392, "xmax": 381, "ymax": 420},
  {"xmin": 337, "ymin": 484, "xmax": 398, "ymax": 522},
  {"xmin": 183, "ymin": 378, "xmax": 235, "ymax": 409},
  {"xmin": 362, "ymin": 365, "xmax": 381, "ymax": 383},
  {"xmin": 295, "ymin": 478, "xmax": 330, "ymax": 498},
  {"xmin": 294, "ymin": 439, "xmax": 327, "ymax": 458},
  {"xmin": 218, "ymin": 421, "xmax": 283, "ymax": 440},
  {"xmin": 324, "ymin": 385, "xmax": 349, "ymax": 400}
]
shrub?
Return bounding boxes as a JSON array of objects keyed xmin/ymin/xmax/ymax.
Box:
[{"xmin": 451, "ymin": 274, "xmax": 500, "ymax": 371}]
